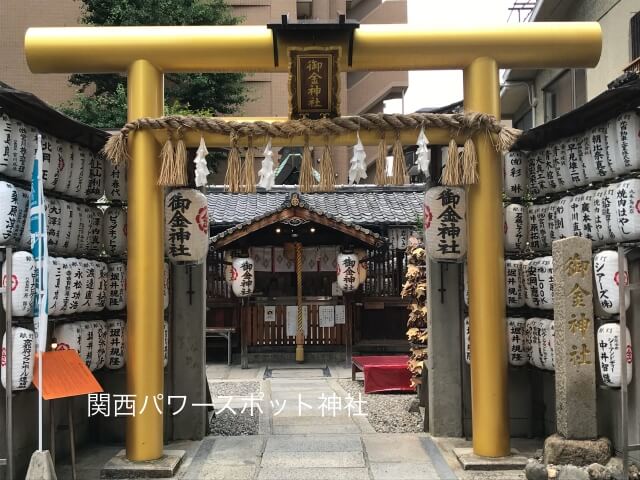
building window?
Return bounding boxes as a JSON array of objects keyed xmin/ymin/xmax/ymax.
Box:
[
  {"xmin": 543, "ymin": 69, "xmax": 586, "ymax": 122},
  {"xmin": 297, "ymin": 1, "xmax": 312, "ymax": 20},
  {"xmin": 514, "ymin": 109, "xmax": 533, "ymax": 132},
  {"xmin": 632, "ymin": 12, "xmax": 640, "ymax": 61}
]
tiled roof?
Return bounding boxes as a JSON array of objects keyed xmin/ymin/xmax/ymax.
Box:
[
  {"xmin": 209, "ymin": 191, "xmax": 388, "ymax": 247},
  {"xmin": 207, "ymin": 184, "xmax": 424, "ymax": 228}
]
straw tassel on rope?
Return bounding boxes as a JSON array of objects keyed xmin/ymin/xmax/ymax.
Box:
[
  {"xmin": 391, "ymin": 132, "xmax": 406, "ymax": 186},
  {"xmin": 224, "ymin": 133, "xmax": 242, "ymax": 193},
  {"xmin": 299, "ymin": 136, "xmax": 315, "ymax": 193},
  {"xmin": 441, "ymin": 138, "xmax": 461, "ymax": 186},
  {"xmin": 174, "ymin": 129, "xmax": 189, "ymax": 186},
  {"xmin": 461, "ymin": 136, "xmax": 479, "ymax": 185},
  {"xmin": 375, "ymin": 133, "xmax": 387, "ymax": 186},
  {"xmin": 158, "ymin": 130, "xmax": 177, "ymax": 186},
  {"xmin": 242, "ymin": 137, "xmax": 257, "ymax": 193},
  {"xmin": 103, "ymin": 132, "xmax": 129, "ymax": 166},
  {"xmin": 319, "ymin": 137, "xmax": 335, "ymax": 192}
]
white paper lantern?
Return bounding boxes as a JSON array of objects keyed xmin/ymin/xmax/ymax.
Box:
[
  {"xmin": 90, "ymin": 261, "xmax": 108, "ymax": 312},
  {"xmin": 77, "ymin": 259, "xmax": 94, "ymax": 313},
  {"xmin": 47, "ymin": 257, "xmax": 63, "ymax": 316},
  {"xmin": 536, "ymin": 256, "xmax": 554, "ymax": 311},
  {"xmin": 355, "ymin": 249, "xmax": 367, "ymax": 284},
  {"xmin": 17, "ymin": 123, "xmax": 38, "ymax": 182},
  {"xmin": 542, "ymin": 319, "xmax": 555, "ymax": 371},
  {"xmin": 336, "ymin": 253, "xmax": 359, "ymax": 293},
  {"xmin": 566, "ymin": 137, "xmax": 588, "ymax": 186},
  {"xmin": 527, "ymin": 150, "xmax": 541, "ymax": 198},
  {"xmin": 2, "ymin": 251, "xmax": 35, "ymax": 316},
  {"xmin": 106, "ymin": 319, "xmax": 126, "ymax": 370},
  {"xmin": 593, "ymin": 250, "xmax": 629, "ymax": 315},
  {"xmin": 106, "ymin": 262, "xmax": 127, "ymax": 311},
  {"xmin": 591, "ymin": 188, "xmax": 608, "ymax": 245},
  {"xmin": 102, "ymin": 206, "xmax": 127, "ymax": 256},
  {"xmin": 546, "ymin": 200, "xmax": 558, "ymax": 245},
  {"xmin": 597, "ymin": 323, "xmax": 633, "ymax": 387},
  {"xmin": 603, "ymin": 184, "xmax": 622, "ymax": 242},
  {"xmin": 528, "ymin": 205, "xmax": 542, "ymax": 251},
  {"xmin": 1, "ymin": 327, "xmax": 35, "ymax": 391},
  {"xmin": 554, "ymin": 196, "xmax": 575, "ymax": 241},
  {"xmin": 53, "ymin": 322, "xmax": 81, "ymax": 352},
  {"xmin": 526, "ymin": 318, "xmax": 541, "ymax": 369},
  {"xmin": 69, "ymin": 145, "xmax": 88, "ymax": 198},
  {"xmin": 165, "ymin": 189, "xmax": 209, "ymax": 264},
  {"xmin": 589, "ymin": 126, "xmax": 614, "ymax": 180},
  {"xmin": 537, "ymin": 204, "xmax": 551, "ymax": 250},
  {"xmin": 569, "ymin": 194, "xmax": 585, "ymax": 238},
  {"xmin": 580, "ymin": 190, "xmax": 596, "ymax": 241},
  {"xmin": 224, "ymin": 253, "xmax": 233, "ymax": 284},
  {"xmin": 74, "ymin": 205, "xmax": 90, "ymax": 255},
  {"xmin": 58, "ymin": 200, "xmax": 75, "ymax": 254},
  {"xmin": 164, "ymin": 261, "xmax": 170, "ymax": 310},
  {"xmin": 58, "ymin": 258, "xmax": 74, "ymax": 315},
  {"xmin": 504, "ymin": 204, "xmax": 529, "ymax": 252},
  {"xmin": 78, "ymin": 320, "xmax": 94, "ymax": 370},
  {"xmin": 85, "ymin": 207, "xmax": 103, "ymax": 256},
  {"xmin": 40, "ymin": 134, "xmax": 59, "ymax": 191},
  {"xmin": 104, "ymin": 158, "xmax": 128, "ymax": 202},
  {"xmin": 57, "ymin": 140, "xmax": 77, "ymax": 195},
  {"xmin": 542, "ymin": 146, "xmax": 559, "ymax": 193},
  {"xmin": 164, "ymin": 320, "xmax": 169, "ymax": 368},
  {"xmin": 90, "ymin": 320, "xmax": 107, "ymax": 371},
  {"xmin": 0, "ymin": 182, "xmax": 29, "ymax": 244},
  {"xmin": 231, "ymin": 257, "xmax": 255, "ymax": 297},
  {"xmin": 551, "ymin": 141, "xmax": 572, "ymax": 191},
  {"xmin": 52, "ymin": 139, "xmax": 72, "ymax": 194},
  {"xmin": 527, "ymin": 318, "xmax": 555, "ymax": 371},
  {"xmin": 45, "ymin": 198, "xmax": 64, "ymax": 253},
  {"xmin": 423, "ymin": 186, "xmax": 467, "ymax": 261},
  {"xmin": 615, "ymin": 179, "xmax": 640, "ymax": 242},
  {"xmin": 505, "ymin": 259, "xmax": 525, "ymax": 308},
  {"xmin": 65, "ymin": 258, "xmax": 83, "ymax": 315},
  {"xmin": 464, "ymin": 316, "xmax": 470, "ymax": 365},
  {"xmin": 78, "ymin": 321, "xmax": 94, "ymax": 369},
  {"xmin": 508, "ymin": 317, "xmax": 528, "ymax": 366},
  {"xmin": 605, "ymin": 119, "xmax": 619, "ymax": 176},
  {"xmin": 85, "ymin": 151, "xmax": 105, "ymax": 200},
  {"xmin": 503, "ymin": 151, "xmax": 528, "ymax": 198},
  {"xmin": 616, "ymin": 111, "xmax": 640, "ymax": 173},
  {"xmin": 524, "ymin": 259, "xmax": 540, "ymax": 309},
  {"xmin": 0, "ymin": 114, "xmax": 11, "ymax": 174}
]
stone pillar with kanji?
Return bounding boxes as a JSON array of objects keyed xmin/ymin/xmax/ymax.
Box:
[{"xmin": 552, "ymin": 236, "xmax": 597, "ymax": 439}]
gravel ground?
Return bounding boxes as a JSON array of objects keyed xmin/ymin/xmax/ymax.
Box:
[
  {"xmin": 208, "ymin": 381, "xmax": 262, "ymax": 436},
  {"xmin": 338, "ymin": 378, "xmax": 423, "ymax": 433}
]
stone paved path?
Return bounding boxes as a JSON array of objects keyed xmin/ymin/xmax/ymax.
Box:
[{"xmin": 183, "ymin": 365, "xmax": 458, "ymax": 480}]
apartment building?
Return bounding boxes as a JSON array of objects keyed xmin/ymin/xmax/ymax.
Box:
[{"xmin": 501, "ymin": 0, "xmax": 640, "ymax": 129}]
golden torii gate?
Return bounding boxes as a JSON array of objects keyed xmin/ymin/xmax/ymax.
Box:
[{"xmin": 25, "ymin": 22, "xmax": 601, "ymax": 462}]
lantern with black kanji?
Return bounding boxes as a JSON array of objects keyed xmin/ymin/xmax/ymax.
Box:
[
  {"xmin": 165, "ymin": 189, "xmax": 209, "ymax": 265},
  {"xmin": 336, "ymin": 252, "xmax": 360, "ymax": 292},
  {"xmin": 615, "ymin": 111, "xmax": 640, "ymax": 174},
  {"xmin": 463, "ymin": 317, "xmax": 470, "ymax": 365},
  {"xmin": 1, "ymin": 327, "xmax": 35, "ymax": 391},
  {"xmin": 507, "ymin": 317, "xmax": 528, "ymax": 366},
  {"xmin": 102, "ymin": 206, "xmax": 127, "ymax": 257},
  {"xmin": 504, "ymin": 204, "xmax": 528, "ymax": 252},
  {"xmin": 78, "ymin": 320, "xmax": 94, "ymax": 369},
  {"xmin": 106, "ymin": 319, "xmax": 126, "ymax": 370},
  {"xmin": 597, "ymin": 323, "xmax": 633, "ymax": 387},
  {"xmin": 503, "ymin": 151, "xmax": 527, "ymax": 198},
  {"xmin": 0, "ymin": 181, "xmax": 29, "ymax": 245},
  {"xmin": 355, "ymin": 249, "xmax": 367, "ymax": 284},
  {"xmin": 593, "ymin": 250, "xmax": 629, "ymax": 315},
  {"xmin": 2, "ymin": 251, "xmax": 36, "ymax": 316},
  {"xmin": 90, "ymin": 320, "xmax": 107, "ymax": 371},
  {"xmin": 231, "ymin": 256, "xmax": 255, "ymax": 297},
  {"xmin": 106, "ymin": 262, "xmax": 126, "ymax": 311},
  {"xmin": 505, "ymin": 259, "xmax": 525, "ymax": 308},
  {"xmin": 423, "ymin": 186, "xmax": 467, "ymax": 262}
]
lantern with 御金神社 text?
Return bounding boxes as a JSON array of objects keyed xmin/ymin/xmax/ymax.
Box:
[
  {"xmin": 423, "ymin": 186, "xmax": 466, "ymax": 262},
  {"xmin": 355, "ymin": 249, "xmax": 367, "ymax": 284},
  {"xmin": 165, "ymin": 189, "xmax": 209, "ymax": 265},
  {"xmin": 336, "ymin": 252, "xmax": 360, "ymax": 292},
  {"xmin": 231, "ymin": 257, "xmax": 255, "ymax": 297}
]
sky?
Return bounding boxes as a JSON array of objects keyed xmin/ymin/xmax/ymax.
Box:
[{"xmin": 384, "ymin": 0, "xmax": 515, "ymax": 114}]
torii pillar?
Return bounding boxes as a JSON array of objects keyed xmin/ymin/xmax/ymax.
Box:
[{"xmin": 25, "ymin": 22, "xmax": 601, "ymax": 461}]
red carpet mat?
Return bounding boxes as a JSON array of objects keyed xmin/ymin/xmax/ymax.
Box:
[{"xmin": 351, "ymin": 355, "xmax": 415, "ymax": 394}]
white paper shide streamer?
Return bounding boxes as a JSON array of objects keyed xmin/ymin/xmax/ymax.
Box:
[
  {"xmin": 415, "ymin": 126, "xmax": 430, "ymax": 177},
  {"xmin": 194, "ymin": 136, "xmax": 210, "ymax": 187},
  {"xmin": 257, "ymin": 138, "xmax": 275, "ymax": 190},
  {"xmin": 348, "ymin": 132, "xmax": 367, "ymax": 184}
]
